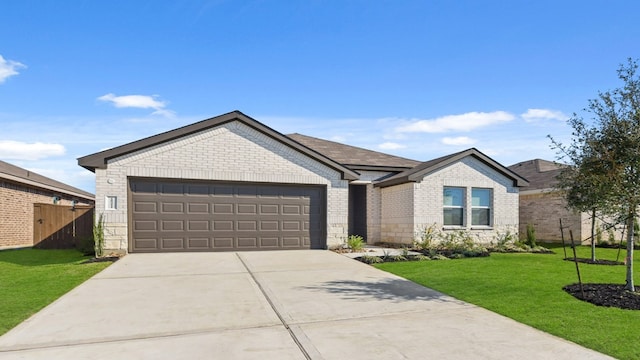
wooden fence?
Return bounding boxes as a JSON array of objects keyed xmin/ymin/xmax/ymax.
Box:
[{"xmin": 33, "ymin": 203, "xmax": 94, "ymax": 249}]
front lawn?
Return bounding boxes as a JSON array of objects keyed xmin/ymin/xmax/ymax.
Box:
[
  {"xmin": 0, "ymin": 248, "xmax": 112, "ymax": 335},
  {"xmin": 375, "ymin": 245, "xmax": 640, "ymax": 360}
]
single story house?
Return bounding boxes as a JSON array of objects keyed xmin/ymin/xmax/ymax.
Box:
[
  {"xmin": 78, "ymin": 111, "xmax": 528, "ymax": 253},
  {"xmin": 508, "ymin": 159, "xmax": 592, "ymax": 244},
  {"xmin": 0, "ymin": 160, "xmax": 95, "ymax": 249}
]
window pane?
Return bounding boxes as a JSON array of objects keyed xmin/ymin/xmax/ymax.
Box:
[
  {"xmin": 472, "ymin": 189, "xmax": 490, "ymax": 207},
  {"xmin": 472, "ymin": 208, "xmax": 490, "ymax": 226},
  {"xmin": 443, "ymin": 188, "xmax": 464, "ymax": 206},
  {"xmin": 444, "ymin": 208, "xmax": 463, "ymax": 226}
]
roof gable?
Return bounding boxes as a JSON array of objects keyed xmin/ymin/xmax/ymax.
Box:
[
  {"xmin": 0, "ymin": 160, "xmax": 94, "ymax": 200},
  {"xmin": 508, "ymin": 159, "xmax": 565, "ymax": 191},
  {"xmin": 78, "ymin": 111, "xmax": 359, "ymax": 181},
  {"xmin": 375, "ymin": 148, "xmax": 529, "ymax": 188}
]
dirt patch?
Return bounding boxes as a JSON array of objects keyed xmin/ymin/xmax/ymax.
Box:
[
  {"xmin": 563, "ymin": 283, "xmax": 640, "ymax": 310},
  {"xmin": 563, "ymin": 257, "xmax": 624, "ymax": 265}
]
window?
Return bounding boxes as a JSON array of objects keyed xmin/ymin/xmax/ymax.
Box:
[
  {"xmin": 471, "ymin": 188, "xmax": 491, "ymax": 226},
  {"xmin": 443, "ymin": 187, "xmax": 464, "ymax": 226},
  {"xmin": 106, "ymin": 196, "xmax": 118, "ymax": 210}
]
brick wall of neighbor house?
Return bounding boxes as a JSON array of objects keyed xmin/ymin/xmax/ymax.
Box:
[
  {"xmin": 95, "ymin": 121, "xmax": 349, "ymax": 253},
  {"xmin": 407, "ymin": 157, "xmax": 519, "ymax": 244},
  {"xmin": 380, "ymin": 182, "xmax": 415, "ymax": 243},
  {"xmin": 0, "ymin": 180, "xmax": 93, "ymax": 248},
  {"xmin": 519, "ymin": 191, "xmax": 620, "ymax": 245}
]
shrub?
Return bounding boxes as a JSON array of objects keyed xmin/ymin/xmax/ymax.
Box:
[
  {"xmin": 359, "ymin": 255, "xmax": 383, "ymax": 264},
  {"xmin": 93, "ymin": 213, "xmax": 105, "ymax": 258},
  {"xmin": 414, "ymin": 224, "xmax": 438, "ymax": 250},
  {"xmin": 76, "ymin": 235, "xmax": 95, "ymax": 256},
  {"xmin": 526, "ymin": 223, "xmax": 537, "ymax": 247},
  {"xmin": 346, "ymin": 235, "xmax": 365, "ymax": 252}
]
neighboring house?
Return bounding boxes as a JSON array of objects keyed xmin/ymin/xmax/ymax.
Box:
[
  {"xmin": 0, "ymin": 160, "xmax": 95, "ymax": 249},
  {"xmin": 78, "ymin": 110, "xmax": 528, "ymax": 254},
  {"xmin": 508, "ymin": 159, "xmax": 592, "ymax": 244}
]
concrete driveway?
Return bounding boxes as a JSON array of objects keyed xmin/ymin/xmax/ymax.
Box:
[{"xmin": 0, "ymin": 251, "xmax": 612, "ymax": 359}]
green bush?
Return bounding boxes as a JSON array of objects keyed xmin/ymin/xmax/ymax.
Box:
[
  {"xmin": 76, "ymin": 235, "xmax": 95, "ymax": 256},
  {"xmin": 359, "ymin": 255, "xmax": 383, "ymax": 264},
  {"xmin": 414, "ymin": 224, "xmax": 438, "ymax": 250},
  {"xmin": 526, "ymin": 223, "xmax": 537, "ymax": 247},
  {"xmin": 93, "ymin": 213, "xmax": 105, "ymax": 257},
  {"xmin": 346, "ymin": 234, "xmax": 365, "ymax": 252}
]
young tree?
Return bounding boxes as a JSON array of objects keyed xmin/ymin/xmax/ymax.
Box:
[{"xmin": 550, "ymin": 58, "xmax": 640, "ymax": 291}]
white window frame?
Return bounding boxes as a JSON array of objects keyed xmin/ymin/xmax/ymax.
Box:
[
  {"xmin": 471, "ymin": 188, "xmax": 492, "ymax": 227},
  {"xmin": 105, "ymin": 196, "xmax": 118, "ymax": 210},
  {"xmin": 443, "ymin": 187, "xmax": 465, "ymax": 227}
]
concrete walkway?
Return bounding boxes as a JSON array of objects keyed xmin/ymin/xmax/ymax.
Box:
[{"xmin": 0, "ymin": 251, "xmax": 613, "ymax": 359}]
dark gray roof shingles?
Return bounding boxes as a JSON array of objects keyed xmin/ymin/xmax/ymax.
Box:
[
  {"xmin": 0, "ymin": 160, "xmax": 94, "ymax": 199},
  {"xmin": 286, "ymin": 133, "xmax": 421, "ymax": 169},
  {"xmin": 508, "ymin": 159, "xmax": 566, "ymax": 191}
]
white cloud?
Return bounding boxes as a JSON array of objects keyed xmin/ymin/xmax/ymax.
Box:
[
  {"xmin": 378, "ymin": 142, "xmax": 406, "ymax": 150},
  {"xmin": 0, "ymin": 55, "xmax": 26, "ymax": 83},
  {"xmin": 0, "ymin": 140, "xmax": 65, "ymax": 160},
  {"xmin": 395, "ymin": 111, "xmax": 515, "ymax": 133},
  {"xmin": 521, "ymin": 108, "xmax": 569, "ymax": 122},
  {"xmin": 441, "ymin": 136, "xmax": 477, "ymax": 146},
  {"xmin": 330, "ymin": 135, "xmax": 347, "ymax": 142},
  {"xmin": 97, "ymin": 93, "xmax": 175, "ymax": 117}
]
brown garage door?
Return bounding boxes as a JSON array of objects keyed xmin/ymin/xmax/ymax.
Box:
[{"xmin": 129, "ymin": 179, "xmax": 326, "ymax": 252}]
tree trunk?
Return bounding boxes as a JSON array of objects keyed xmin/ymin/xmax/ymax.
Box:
[
  {"xmin": 591, "ymin": 208, "xmax": 596, "ymax": 262},
  {"xmin": 625, "ymin": 212, "xmax": 635, "ymax": 291}
]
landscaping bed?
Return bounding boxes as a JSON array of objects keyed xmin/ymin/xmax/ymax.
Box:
[{"xmin": 563, "ymin": 283, "xmax": 640, "ymax": 310}]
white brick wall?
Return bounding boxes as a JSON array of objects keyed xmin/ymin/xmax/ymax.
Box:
[
  {"xmin": 380, "ymin": 157, "xmax": 520, "ymax": 244},
  {"xmin": 95, "ymin": 121, "xmax": 348, "ymax": 252}
]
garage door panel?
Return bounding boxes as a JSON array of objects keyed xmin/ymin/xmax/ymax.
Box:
[
  {"xmin": 187, "ymin": 238, "xmax": 210, "ymax": 249},
  {"xmin": 188, "ymin": 203, "xmax": 209, "ymax": 213},
  {"xmin": 162, "ymin": 238, "xmax": 185, "ymax": 249},
  {"xmin": 134, "ymin": 238, "xmax": 158, "ymax": 250},
  {"xmin": 162, "ymin": 202, "xmax": 184, "ymax": 213},
  {"xmin": 130, "ymin": 179, "xmax": 326, "ymax": 252},
  {"xmin": 213, "ymin": 204, "xmax": 234, "ymax": 214},
  {"xmin": 134, "ymin": 220, "xmax": 157, "ymax": 231},
  {"xmin": 134, "ymin": 202, "xmax": 157, "ymax": 213},
  {"xmin": 188, "ymin": 220, "xmax": 209, "ymax": 231},
  {"xmin": 162, "ymin": 220, "xmax": 184, "ymax": 231},
  {"xmin": 213, "ymin": 220, "xmax": 234, "ymax": 231},
  {"xmin": 237, "ymin": 237, "xmax": 258, "ymax": 247}
]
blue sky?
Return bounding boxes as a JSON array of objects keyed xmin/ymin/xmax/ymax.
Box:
[{"xmin": 2, "ymin": 0, "xmax": 639, "ymax": 194}]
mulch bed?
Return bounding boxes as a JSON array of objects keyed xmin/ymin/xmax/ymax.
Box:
[
  {"xmin": 81, "ymin": 256, "xmax": 120, "ymax": 264},
  {"xmin": 563, "ymin": 283, "xmax": 640, "ymax": 310},
  {"xmin": 563, "ymin": 257, "xmax": 624, "ymax": 265}
]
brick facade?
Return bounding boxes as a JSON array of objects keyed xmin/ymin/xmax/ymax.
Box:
[
  {"xmin": 95, "ymin": 121, "xmax": 349, "ymax": 253},
  {"xmin": 0, "ymin": 180, "xmax": 94, "ymax": 249},
  {"xmin": 380, "ymin": 157, "xmax": 520, "ymax": 245},
  {"xmin": 518, "ymin": 191, "xmax": 622, "ymax": 244}
]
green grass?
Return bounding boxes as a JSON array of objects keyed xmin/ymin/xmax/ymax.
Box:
[
  {"xmin": 375, "ymin": 245, "xmax": 640, "ymax": 360},
  {"xmin": 0, "ymin": 248, "xmax": 111, "ymax": 335}
]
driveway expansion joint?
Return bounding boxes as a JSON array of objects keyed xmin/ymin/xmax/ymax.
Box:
[{"xmin": 236, "ymin": 253, "xmax": 316, "ymax": 360}]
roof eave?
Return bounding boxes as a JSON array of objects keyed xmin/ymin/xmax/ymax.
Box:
[{"xmin": 78, "ymin": 110, "xmax": 360, "ymax": 181}]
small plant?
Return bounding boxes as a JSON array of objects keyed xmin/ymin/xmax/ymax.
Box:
[
  {"xmin": 430, "ymin": 254, "xmax": 450, "ymax": 260},
  {"xmin": 526, "ymin": 223, "xmax": 537, "ymax": 247},
  {"xmin": 414, "ymin": 224, "xmax": 438, "ymax": 250},
  {"xmin": 93, "ymin": 213, "xmax": 105, "ymax": 258},
  {"xmin": 359, "ymin": 255, "xmax": 383, "ymax": 264},
  {"xmin": 76, "ymin": 235, "xmax": 95, "ymax": 256},
  {"xmin": 607, "ymin": 228, "xmax": 616, "ymax": 244},
  {"xmin": 346, "ymin": 234, "xmax": 364, "ymax": 252},
  {"xmin": 412, "ymin": 254, "xmax": 431, "ymax": 261},
  {"xmin": 595, "ymin": 225, "xmax": 603, "ymax": 245}
]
